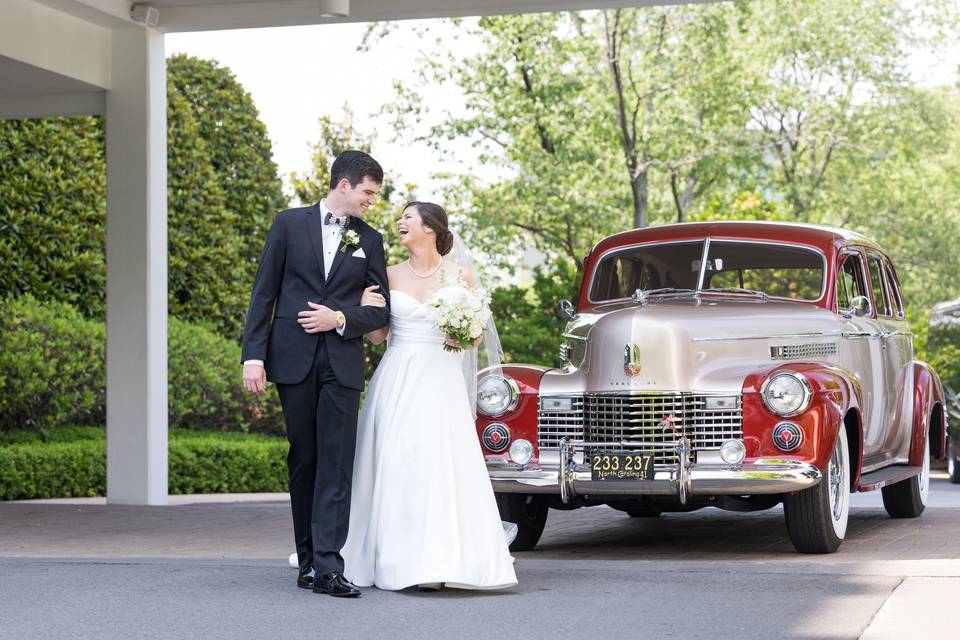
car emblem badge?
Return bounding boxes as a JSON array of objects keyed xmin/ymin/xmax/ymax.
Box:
[
  {"xmin": 482, "ymin": 423, "xmax": 510, "ymax": 453},
  {"xmin": 624, "ymin": 343, "xmax": 642, "ymax": 376},
  {"xmin": 773, "ymin": 422, "xmax": 803, "ymax": 452}
]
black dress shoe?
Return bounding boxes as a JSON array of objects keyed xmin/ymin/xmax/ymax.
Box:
[
  {"xmin": 313, "ymin": 571, "xmax": 361, "ymax": 598},
  {"xmin": 297, "ymin": 566, "xmax": 316, "ymax": 590}
]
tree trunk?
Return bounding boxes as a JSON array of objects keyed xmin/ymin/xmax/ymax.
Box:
[{"xmin": 633, "ymin": 170, "xmax": 647, "ymax": 229}]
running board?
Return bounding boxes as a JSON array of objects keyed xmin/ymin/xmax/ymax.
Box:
[{"xmin": 857, "ymin": 465, "xmax": 922, "ymax": 492}]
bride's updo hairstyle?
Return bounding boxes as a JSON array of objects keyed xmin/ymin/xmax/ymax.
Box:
[{"xmin": 405, "ymin": 201, "xmax": 454, "ymax": 256}]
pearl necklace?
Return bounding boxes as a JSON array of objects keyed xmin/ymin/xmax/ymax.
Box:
[{"xmin": 405, "ymin": 258, "xmax": 442, "ymax": 279}]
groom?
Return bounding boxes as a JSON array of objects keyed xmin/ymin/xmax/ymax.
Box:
[{"xmin": 241, "ymin": 150, "xmax": 390, "ymax": 598}]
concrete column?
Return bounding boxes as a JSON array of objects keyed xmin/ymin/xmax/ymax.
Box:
[{"xmin": 105, "ymin": 26, "xmax": 168, "ymax": 505}]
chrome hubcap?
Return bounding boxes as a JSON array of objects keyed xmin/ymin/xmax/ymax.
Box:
[{"xmin": 829, "ymin": 435, "xmax": 845, "ymax": 522}]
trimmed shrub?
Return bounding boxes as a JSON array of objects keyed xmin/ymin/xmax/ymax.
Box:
[
  {"xmin": 0, "ymin": 116, "xmax": 107, "ymax": 318},
  {"xmin": 0, "ymin": 428, "xmax": 288, "ymax": 500},
  {"xmin": 0, "ymin": 295, "xmax": 106, "ymax": 432},
  {"xmin": 168, "ymin": 315, "xmax": 284, "ymax": 435},
  {"xmin": 0, "ymin": 55, "xmax": 288, "ymax": 339},
  {"xmin": 0, "ymin": 295, "xmax": 284, "ymax": 435}
]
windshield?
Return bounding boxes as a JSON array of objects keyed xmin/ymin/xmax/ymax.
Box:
[{"xmin": 590, "ymin": 240, "xmax": 825, "ymax": 302}]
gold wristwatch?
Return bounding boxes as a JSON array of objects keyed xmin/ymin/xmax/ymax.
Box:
[{"xmin": 335, "ymin": 311, "xmax": 346, "ymax": 329}]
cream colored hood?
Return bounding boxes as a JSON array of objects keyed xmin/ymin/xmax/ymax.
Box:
[{"xmin": 543, "ymin": 298, "xmax": 842, "ymax": 395}]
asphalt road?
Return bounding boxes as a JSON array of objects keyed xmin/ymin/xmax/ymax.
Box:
[{"xmin": 1, "ymin": 475, "xmax": 959, "ymax": 640}]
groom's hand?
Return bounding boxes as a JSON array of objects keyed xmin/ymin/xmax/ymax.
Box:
[
  {"xmin": 242, "ymin": 363, "xmax": 267, "ymax": 396},
  {"xmin": 298, "ymin": 302, "xmax": 338, "ymax": 333}
]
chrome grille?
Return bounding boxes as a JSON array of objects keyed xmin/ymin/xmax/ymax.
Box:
[
  {"xmin": 770, "ymin": 342, "xmax": 838, "ymax": 360},
  {"xmin": 538, "ymin": 396, "xmax": 585, "ymax": 450},
  {"xmin": 538, "ymin": 393, "xmax": 743, "ymax": 466}
]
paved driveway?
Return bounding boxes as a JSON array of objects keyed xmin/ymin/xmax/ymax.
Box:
[{"xmin": 1, "ymin": 475, "xmax": 958, "ymax": 639}]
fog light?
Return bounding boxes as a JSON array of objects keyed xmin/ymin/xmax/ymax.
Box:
[
  {"xmin": 719, "ymin": 439, "xmax": 746, "ymax": 465},
  {"xmin": 509, "ymin": 439, "xmax": 534, "ymax": 465}
]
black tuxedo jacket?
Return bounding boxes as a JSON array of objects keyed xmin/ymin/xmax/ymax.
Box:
[{"xmin": 241, "ymin": 204, "xmax": 390, "ymax": 390}]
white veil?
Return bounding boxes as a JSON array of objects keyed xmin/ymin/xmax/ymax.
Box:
[
  {"xmin": 447, "ymin": 231, "xmax": 503, "ymax": 418},
  {"xmin": 444, "ymin": 232, "xmax": 519, "ymax": 544}
]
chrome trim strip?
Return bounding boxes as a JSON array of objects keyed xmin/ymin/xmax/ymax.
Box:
[
  {"xmin": 692, "ymin": 331, "xmax": 843, "ymax": 342},
  {"xmin": 696, "ymin": 237, "xmax": 711, "ymax": 291},
  {"xmin": 561, "ymin": 333, "xmax": 589, "ymax": 342}
]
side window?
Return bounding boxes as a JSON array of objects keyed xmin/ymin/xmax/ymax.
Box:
[
  {"xmin": 884, "ymin": 262, "xmax": 905, "ymax": 317},
  {"xmin": 867, "ymin": 255, "xmax": 891, "ymax": 317},
  {"xmin": 836, "ymin": 253, "xmax": 867, "ymax": 311}
]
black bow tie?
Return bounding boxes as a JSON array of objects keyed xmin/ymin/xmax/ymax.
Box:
[{"xmin": 324, "ymin": 212, "xmax": 348, "ymax": 227}]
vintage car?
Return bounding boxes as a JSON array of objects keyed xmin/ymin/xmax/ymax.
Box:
[{"xmin": 475, "ymin": 221, "xmax": 947, "ymax": 553}]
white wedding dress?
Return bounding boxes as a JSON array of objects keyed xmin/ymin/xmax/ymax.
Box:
[{"xmin": 341, "ymin": 290, "xmax": 518, "ymax": 591}]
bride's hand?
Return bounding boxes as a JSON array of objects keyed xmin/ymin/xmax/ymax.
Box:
[
  {"xmin": 361, "ymin": 285, "xmax": 386, "ymax": 307},
  {"xmin": 444, "ymin": 336, "xmax": 482, "ymax": 349}
]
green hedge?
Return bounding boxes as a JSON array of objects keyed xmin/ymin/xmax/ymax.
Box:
[
  {"xmin": 0, "ymin": 428, "xmax": 288, "ymax": 500},
  {"xmin": 0, "ymin": 295, "xmax": 284, "ymax": 435}
]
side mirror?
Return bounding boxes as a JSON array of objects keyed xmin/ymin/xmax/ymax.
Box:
[
  {"xmin": 556, "ymin": 299, "xmax": 576, "ymax": 321},
  {"xmin": 841, "ymin": 295, "xmax": 871, "ymax": 318}
]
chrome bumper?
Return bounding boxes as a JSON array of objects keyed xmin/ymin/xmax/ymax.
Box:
[{"xmin": 488, "ymin": 437, "xmax": 822, "ymax": 503}]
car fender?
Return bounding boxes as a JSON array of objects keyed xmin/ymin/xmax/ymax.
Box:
[
  {"xmin": 911, "ymin": 361, "xmax": 946, "ymax": 463},
  {"xmin": 475, "ymin": 365, "xmax": 549, "ymax": 460},
  {"xmin": 741, "ymin": 362, "xmax": 863, "ymax": 478}
]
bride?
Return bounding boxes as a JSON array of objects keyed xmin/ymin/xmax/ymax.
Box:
[{"xmin": 340, "ymin": 201, "xmax": 517, "ymax": 591}]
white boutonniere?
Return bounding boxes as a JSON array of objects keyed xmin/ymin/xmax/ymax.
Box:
[{"xmin": 340, "ymin": 228, "xmax": 360, "ymax": 254}]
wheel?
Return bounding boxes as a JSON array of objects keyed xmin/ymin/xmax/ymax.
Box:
[
  {"xmin": 496, "ymin": 493, "xmax": 548, "ymax": 551},
  {"xmin": 783, "ymin": 427, "xmax": 850, "ymax": 553},
  {"xmin": 881, "ymin": 433, "xmax": 930, "ymax": 517},
  {"xmin": 948, "ymin": 437, "xmax": 960, "ymax": 484}
]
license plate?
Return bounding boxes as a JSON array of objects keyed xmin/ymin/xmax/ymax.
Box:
[{"xmin": 590, "ymin": 451, "xmax": 655, "ymax": 481}]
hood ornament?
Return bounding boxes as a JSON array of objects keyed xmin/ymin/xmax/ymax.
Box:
[{"xmin": 624, "ymin": 343, "xmax": 642, "ymax": 376}]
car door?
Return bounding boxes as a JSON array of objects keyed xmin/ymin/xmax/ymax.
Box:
[
  {"xmin": 864, "ymin": 251, "xmax": 909, "ymax": 463},
  {"xmin": 874, "ymin": 255, "xmax": 914, "ymax": 460},
  {"xmin": 836, "ymin": 248, "xmax": 887, "ymax": 462}
]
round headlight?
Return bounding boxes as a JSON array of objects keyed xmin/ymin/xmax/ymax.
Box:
[
  {"xmin": 761, "ymin": 371, "xmax": 812, "ymax": 417},
  {"xmin": 477, "ymin": 375, "xmax": 519, "ymax": 417},
  {"xmin": 509, "ymin": 439, "xmax": 534, "ymax": 465},
  {"xmin": 719, "ymin": 439, "xmax": 746, "ymax": 465}
]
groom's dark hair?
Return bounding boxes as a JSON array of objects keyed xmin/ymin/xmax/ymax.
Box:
[{"xmin": 329, "ymin": 150, "xmax": 383, "ymax": 190}]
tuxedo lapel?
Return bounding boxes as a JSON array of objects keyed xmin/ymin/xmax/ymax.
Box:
[{"xmin": 304, "ymin": 203, "xmax": 327, "ymax": 283}]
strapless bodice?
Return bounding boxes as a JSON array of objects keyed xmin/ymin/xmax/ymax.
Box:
[{"xmin": 388, "ymin": 290, "xmax": 445, "ymax": 347}]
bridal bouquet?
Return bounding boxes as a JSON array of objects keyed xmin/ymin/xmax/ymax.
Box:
[{"xmin": 425, "ymin": 275, "xmax": 492, "ymax": 353}]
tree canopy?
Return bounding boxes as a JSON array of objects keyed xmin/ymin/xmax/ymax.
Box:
[{"xmin": 375, "ymin": 0, "xmax": 960, "ymax": 315}]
